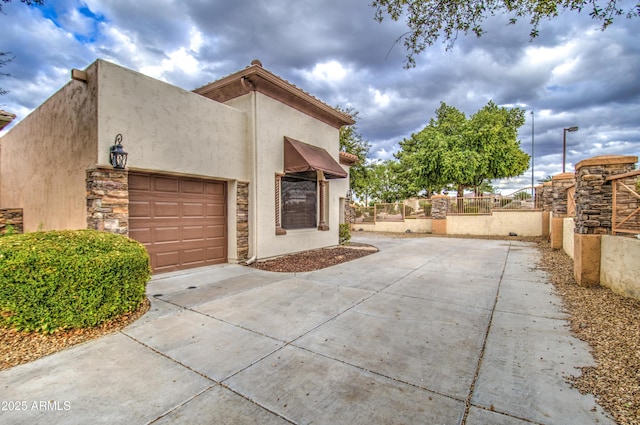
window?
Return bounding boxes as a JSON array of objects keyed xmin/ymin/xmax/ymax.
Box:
[{"xmin": 281, "ymin": 172, "xmax": 317, "ymax": 229}]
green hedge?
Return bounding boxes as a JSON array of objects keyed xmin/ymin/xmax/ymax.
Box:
[
  {"xmin": 339, "ymin": 223, "xmax": 351, "ymax": 245},
  {"xmin": 0, "ymin": 230, "xmax": 151, "ymax": 333}
]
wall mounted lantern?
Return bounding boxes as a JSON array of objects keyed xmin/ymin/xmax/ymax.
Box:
[{"xmin": 109, "ymin": 134, "xmax": 128, "ymax": 169}]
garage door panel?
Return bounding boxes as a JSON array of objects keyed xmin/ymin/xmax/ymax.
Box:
[
  {"xmin": 156, "ymin": 251, "xmax": 180, "ymax": 269},
  {"xmin": 155, "ymin": 226, "xmax": 181, "ymax": 243},
  {"xmin": 206, "ymin": 204, "xmax": 226, "ymax": 217},
  {"xmin": 129, "ymin": 174, "xmax": 151, "ymax": 191},
  {"xmin": 129, "ymin": 200, "xmax": 151, "ymax": 218},
  {"xmin": 154, "ymin": 177, "xmax": 180, "ymax": 193},
  {"xmin": 154, "ymin": 202, "xmax": 180, "ymax": 218},
  {"xmin": 129, "ymin": 172, "xmax": 227, "ymax": 273},
  {"xmin": 183, "ymin": 226, "xmax": 206, "ymax": 241},
  {"xmin": 207, "ymin": 225, "xmax": 225, "ymax": 238},
  {"xmin": 207, "ymin": 246, "xmax": 226, "ymax": 260},
  {"xmin": 206, "ymin": 182, "xmax": 225, "ymax": 196},
  {"xmin": 129, "ymin": 228, "xmax": 151, "ymax": 244},
  {"xmin": 183, "ymin": 248, "xmax": 206, "ymax": 265},
  {"xmin": 182, "ymin": 202, "xmax": 205, "ymax": 217},
  {"xmin": 182, "ymin": 179, "xmax": 205, "ymax": 194}
]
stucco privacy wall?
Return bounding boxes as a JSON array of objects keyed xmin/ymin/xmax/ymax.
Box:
[
  {"xmin": 446, "ymin": 211, "xmax": 543, "ymax": 237},
  {"xmin": 0, "ymin": 64, "xmax": 98, "ymax": 231},
  {"xmin": 600, "ymin": 236, "xmax": 640, "ymax": 300},
  {"xmin": 563, "ymin": 217, "xmax": 575, "ymax": 259},
  {"xmin": 242, "ymin": 92, "xmax": 347, "ymax": 259},
  {"xmin": 95, "ymin": 61, "xmax": 249, "ymax": 181},
  {"xmin": 355, "ymin": 219, "xmax": 433, "ymax": 234}
]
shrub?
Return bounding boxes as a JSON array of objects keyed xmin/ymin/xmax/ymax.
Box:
[
  {"xmin": 0, "ymin": 230, "xmax": 151, "ymax": 333},
  {"xmin": 339, "ymin": 223, "xmax": 351, "ymax": 245}
]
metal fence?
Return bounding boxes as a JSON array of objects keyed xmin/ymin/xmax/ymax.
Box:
[
  {"xmin": 353, "ymin": 188, "xmax": 541, "ymax": 224},
  {"xmin": 353, "ymin": 200, "xmax": 432, "ymax": 224}
]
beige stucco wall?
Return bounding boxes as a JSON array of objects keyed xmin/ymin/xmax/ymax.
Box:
[
  {"xmin": 95, "ymin": 61, "xmax": 249, "ymax": 181},
  {"xmin": 238, "ymin": 92, "xmax": 346, "ymax": 259},
  {"xmin": 446, "ymin": 211, "xmax": 543, "ymax": 237},
  {"xmin": 0, "ymin": 64, "xmax": 98, "ymax": 231},
  {"xmin": 600, "ymin": 235, "xmax": 640, "ymax": 300},
  {"xmin": 353, "ymin": 219, "xmax": 432, "ymax": 234},
  {"xmin": 563, "ymin": 217, "xmax": 575, "ymax": 259}
]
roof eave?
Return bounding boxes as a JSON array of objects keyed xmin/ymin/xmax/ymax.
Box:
[{"xmin": 194, "ymin": 63, "xmax": 355, "ymax": 129}]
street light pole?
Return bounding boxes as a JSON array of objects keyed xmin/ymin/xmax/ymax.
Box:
[
  {"xmin": 563, "ymin": 126, "xmax": 579, "ymax": 173},
  {"xmin": 531, "ymin": 111, "xmax": 534, "ymax": 189}
]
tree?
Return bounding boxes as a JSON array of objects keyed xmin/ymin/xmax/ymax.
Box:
[
  {"xmin": 366, "ymin": 160, "xmax": 405, "ymax": 204},
  {"xmin": 338, "ymin": 106, "xmax": 372, "ymax": 201},
  {"xmin": 0, "ymin": 0, "xmax": 43, "ymax": 13},
  {"xmin": 1, "ymin": 0, "xmax": 45, "ymax": 95},
  {"xmin": 372, "ymin": 0, "xmax": 640, "ymax": 67},
  {"xmin": 395, "ymin": 101, "xmax": 530, "ymax": 201}
]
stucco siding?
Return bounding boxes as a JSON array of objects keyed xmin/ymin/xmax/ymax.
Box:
[
  {"xmin": 600, "ymin": 235, "xmax": 640, "ymax": 300},
  {"xmin": 0, "ymin": 64, "xmax": 98, "ymax": 231},
  {"xmin": 95, "ymin": 60, "xmax": 250, "ymax": 181},
  {"xmin": 253, "ymin": 93, "xmax": 345, "ymax": 259},
  {"xmin": 446, "ymin": 211, "xmax": 543, "ymax": 237}
]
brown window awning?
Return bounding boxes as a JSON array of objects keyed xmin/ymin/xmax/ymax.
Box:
[{"xmin": 284, "ymin": 137, "xmax": 347, "ymax": 179}]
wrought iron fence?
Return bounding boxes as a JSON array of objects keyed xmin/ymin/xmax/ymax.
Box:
[{"xmin": 352, "ymin": 188, "xmax": 541, "ymax": 223}]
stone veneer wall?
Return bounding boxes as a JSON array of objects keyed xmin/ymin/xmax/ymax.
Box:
[
  {"xmin": 430, "ymin": 195, "xmax": 448, "ymax": 220},
  {"xmin": 236, "ymin": 182, "xmax": 249, "ymax": 261},
  {"xmin": 574, "ymin": 156, "xmax": 637, "ymax": 235},
  {"xmin": 542, "ymin": 181, "xmax": 553, "ymax": 212},
  {"xmin": 551, "ymin": 173, "xmax": 576, "ymax": 217},
  {"xmin": 86, "ymin": 166, "xmax": 129, "ymax": 235},
  {"xmin": 0, "ymin": 208, "xmax": 23, "ymax": 235}
]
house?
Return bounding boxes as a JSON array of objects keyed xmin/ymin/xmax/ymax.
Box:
[{"xmin": 0, "ymin": 59, "xmax": 357, "ymax": 272}]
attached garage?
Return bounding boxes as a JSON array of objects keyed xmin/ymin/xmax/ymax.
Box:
[{"xmin": 128, "ymin": 172, "xmax": 227, "ymax": 273}]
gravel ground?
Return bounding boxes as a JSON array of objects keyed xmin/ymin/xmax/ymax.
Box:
[{"xmin": 1, "ymin": 233, "xmax": 638, "ymax": 425}]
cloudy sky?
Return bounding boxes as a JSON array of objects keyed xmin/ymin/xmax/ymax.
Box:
[{"xmin": 1, "ymin": 0, "xmax": 638, "ymax": 193}]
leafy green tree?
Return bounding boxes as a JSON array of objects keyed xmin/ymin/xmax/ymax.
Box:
[
  {"xmin": 338, "ymin": 106, "xmax": 372, "ymax": 201},
  {"xmin": 366, "ymin": 160, "xmax": 405, "ymax": 204},
  {"xmin": 372, "ymin": 0, "xmax": 640, "ymax": 67},
  {"xmin": 395, "ymin": 101, "xmax": 530, "ymax": 200}
]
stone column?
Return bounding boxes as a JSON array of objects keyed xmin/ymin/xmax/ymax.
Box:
[
  {"xmin": 573, "ymin": 155, "xmax": 638, "ymax": 286},
  {"xmin": 236, "ymin": 182, "xmax": 249, "ymax": 261},
  {"xmin": 86, "ymin": 166, "xmax": 128, "ymax": 235},
  {"xmin": 431, "ymin": 194, "xmax": 448, "ymax": 235},
  {"xmin": 0, "ymin": 208, "xmax": 23, "ymax": 235},
  {"xmin": 550, "ymin": 172, "xmax": 576, "ymax": 249}
]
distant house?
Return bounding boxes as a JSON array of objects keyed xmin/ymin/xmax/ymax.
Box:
[{"xmin": 0, "ymin": 59, "xmax": 356, "ymax": 272}]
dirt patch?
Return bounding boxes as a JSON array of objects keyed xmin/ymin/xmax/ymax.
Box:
[{"xmin": 536, "ymin": 240, "xmax": 640, "ymax": 425}]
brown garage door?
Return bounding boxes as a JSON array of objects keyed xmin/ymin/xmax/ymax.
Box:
[{"xmin": 129, "ymin": 172, "xmax": 227, "ymax": 273}]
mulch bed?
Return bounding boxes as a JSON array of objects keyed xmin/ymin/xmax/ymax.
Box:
[
  {"xmin": 248, "ymin": 243, "xmax": 378, "ymax": 272},
  {"xmin": 0, "ymin": 298, "xmax": 149, "ymax": 371}
]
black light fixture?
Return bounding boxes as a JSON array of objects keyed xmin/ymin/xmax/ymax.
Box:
[
  {"xmin": 109, "ymin": 133, "xmax": 128, "ymax": 169},
  {"xmin": 562, "ymin": 126, "xmax": 579, "ymax": 173}
]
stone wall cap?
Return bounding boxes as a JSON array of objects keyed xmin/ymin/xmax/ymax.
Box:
[
  {"xmin": 552, "ymin": 172, "xmax": 576, "ymax": 181},
  {"xmin": 543, "ymin": 181, "xmax": 552, "ymax": 186},
  {"xmin": 575, "ymin": 155, "xmax": 638, "ymax": 170},
  {"xmin": 431, "ymin": 194, "xmax": 448, "ymax": 198}
]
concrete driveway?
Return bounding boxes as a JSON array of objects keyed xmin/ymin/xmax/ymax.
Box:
[{"xmin": 0, "ymin": 235, "xmax": 614, "ymax": 425}]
